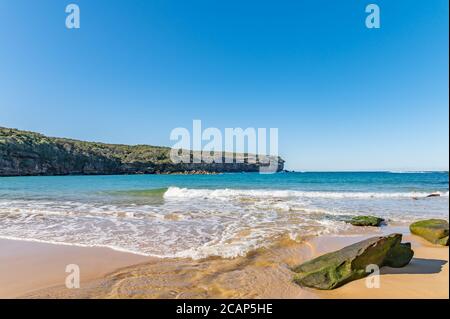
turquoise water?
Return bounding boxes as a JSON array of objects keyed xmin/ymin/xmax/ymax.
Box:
[{"xmin": 0, "ymin": 172, "xmax": 448, "ymax": 258}]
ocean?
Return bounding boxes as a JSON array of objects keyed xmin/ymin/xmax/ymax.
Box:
[{"xmin": 0, "ymin": 171, "xmax": 448, "ymax": 259}]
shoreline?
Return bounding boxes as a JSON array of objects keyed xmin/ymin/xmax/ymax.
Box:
[
  {"xmin": 0, "ymin": 238, "xmax": 154, "ymax": 298},
  {"xmin": 1, "ymin": 225, "xmax": 447, "ymax": 299}
]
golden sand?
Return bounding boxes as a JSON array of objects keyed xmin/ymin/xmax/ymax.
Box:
[{"xmin": 1, "ymin": 226, "xmax": 448, "ymax": 299}]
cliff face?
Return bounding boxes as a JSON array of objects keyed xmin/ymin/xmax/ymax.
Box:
[{"xmin": 0, "ymin": 127, "xmax": 284, "ymax": 176}]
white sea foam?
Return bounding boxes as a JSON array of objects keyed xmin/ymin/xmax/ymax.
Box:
[
  {"xmin": 0, "ymin": 196, "xmax": 350, "ymax": 259},
  {"xmin": 0, "ymin": 186, "xmax": 447, "ymax": 259},
  {"xmin": 164, "ymin": 187, "xmax": 449, "ymax": 200},
  {"xmin": 387, "ymin": 171, "xmax": 432, "ymax": 174}
]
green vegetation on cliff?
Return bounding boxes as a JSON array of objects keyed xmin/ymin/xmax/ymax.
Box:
[
  {"xmin": 1, "ymin": 126, "xmax": 171, "ymax": 162},
  {"xmin": 0, "ymin": 127, "xmax": 284, "ymax": 176}
]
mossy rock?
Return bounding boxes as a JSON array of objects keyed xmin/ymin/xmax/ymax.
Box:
[
  {"xmin": 347, "ymin": 215, "xmax": 385, "ymax": 227},
  {"xmin": 409, "ymin": 219, "xmax": 449, "ymax": 246},
  {"xmin": 292, "ymin": 234, "xmax": 414, "ymax": 290}
]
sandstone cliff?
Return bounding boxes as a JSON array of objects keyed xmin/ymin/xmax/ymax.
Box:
[{"xmin": 0, "ymin": 127, "xmax": 284, "ymax": 176}]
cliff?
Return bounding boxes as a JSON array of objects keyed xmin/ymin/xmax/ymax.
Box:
[{"xmin": 0, "ymin": 127, "xmax": 284, "ymax": 176}]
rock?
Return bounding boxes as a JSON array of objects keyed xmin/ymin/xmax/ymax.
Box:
[
  {"xmin": 292, "ymin": 234, "xmax": 414, "ymax": 290},
  {"xmin": 409, "ymin": 219, "xmax": 449, "ymax": 246},
  {"xmin": 440, "ymin": 237, "xmax": 450, "ymax": 246},
  {"xmin": 347, "ymin": 215, "xmax": 385, "ymax": 227},
  {"xmin": 384, "ymin": 242, "xmax": 414, "ymax": 267}
]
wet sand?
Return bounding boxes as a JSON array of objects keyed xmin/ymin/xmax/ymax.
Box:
[
  {"xmin": 1, "ymin": 226, "xmax": 448, "ymax": 299},
  {"xmin": 0, "ymin": 239, "xmax": 153, "ymax": 298}
]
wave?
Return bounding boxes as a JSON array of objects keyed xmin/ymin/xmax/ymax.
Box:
[
  {"xmin": 387, "ymin": 171, "xmax": 431, "ymax": 174},
  {"xmin": 0, "ymin": 185, "xmax": 448, "ymax": 260},
  {"xmin": 386, "ymin": 171, "xmax": 449, "ymax": 174},
  {"xmin": 163, "ymin": 187, "xmax": 449, "ymax": 200}
]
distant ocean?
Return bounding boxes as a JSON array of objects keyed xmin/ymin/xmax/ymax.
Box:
[{"xmin": 0, "ymin": 172, "xmax": 448, "ymax": 259}]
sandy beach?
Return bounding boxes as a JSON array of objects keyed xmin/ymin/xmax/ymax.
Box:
[
  {"xmin": 0, "ymin": 239, "xmax": 153, "ymax": 298},
  {"xmin": 1, "ymin": 225, "xmax": 447, "ymax": 299},
  {"xmin": 1, "ymin": 0, "xmax": 448, "ymax": 305}
]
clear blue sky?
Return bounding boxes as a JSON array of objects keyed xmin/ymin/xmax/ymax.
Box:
[{"xmin": 0, "ymin": 0, "xmax": 448, "ymax": 171}]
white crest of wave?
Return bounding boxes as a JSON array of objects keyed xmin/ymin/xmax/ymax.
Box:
[
  {"xmin": 164, "ymin": 187, "xmax": 449, "ymax": 200},
  {"xmin": 387, "ymin": 171, "xmax": 430, "ymax": 174}
]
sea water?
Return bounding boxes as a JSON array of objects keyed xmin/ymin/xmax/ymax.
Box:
[{"xmin": 0, "ymin": 172, "xmax": 448, "ymax": 259}]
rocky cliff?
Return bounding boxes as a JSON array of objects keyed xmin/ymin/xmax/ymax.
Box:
[{"xmin": 0, "ymin": 127, "xmax": 284, "ymax": 176}]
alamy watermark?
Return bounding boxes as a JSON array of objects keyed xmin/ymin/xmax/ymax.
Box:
[
  {"xmin": 64, "ymin": 4, "xmax": 379, "ymax": 31},
  {"xmin": 365, "ymin": 4, "xmax": 380, "ymax": 29},
  {"xmin": 365, "ymin": 264, "xmax": 381, "ymax": 288},
  {"xmin": 65, "ymin": 4, "xmax": 80, "ymax": 29},
  {"xmin": 65, "ymin": 264, "xmax": 80, "ymax": 289},
  {"xmin": 169, "ymin": 120, "xmax": 280, "ymax": 173}
]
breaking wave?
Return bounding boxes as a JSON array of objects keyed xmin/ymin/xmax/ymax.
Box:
[
  {"xmin": 164, "ymin": 187, "xmax": 449, "ymax": 200},
  {"xmin": 0, "ymin": 180, "xmax": 447, "ymax": 259}
]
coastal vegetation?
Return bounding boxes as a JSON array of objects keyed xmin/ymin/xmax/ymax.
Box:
[{"xmin": 0, "ymin": 127, "xmax": 284, "ymax": 176}]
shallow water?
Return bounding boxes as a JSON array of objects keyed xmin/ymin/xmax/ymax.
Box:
[{"xmin": 0, "ymin": 172, "xmax": 448, "ymax": 258}]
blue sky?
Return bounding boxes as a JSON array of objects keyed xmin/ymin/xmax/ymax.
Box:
[{"xmin": 0, "ymin": 0, "xmax": 448, "ymax": 171}]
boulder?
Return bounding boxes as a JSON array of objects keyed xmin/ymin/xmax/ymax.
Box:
[
  {"xmin": 292, "ymin": 234, "xmax": 414, "ymax": 290},
  {"xmin": 409, "ymin": 219, "xmax": 449, "ymax": 246},
  {"xmin": 347, "ymin": 215, "xmax": 385, "ymax": 227},
  {"xmin": 0, "ymin": 127, "xmax": 286, "ymax": 176}
]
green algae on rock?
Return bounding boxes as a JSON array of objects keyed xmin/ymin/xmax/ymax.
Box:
[
  {"xmin": 292, "ymin": 234, "xmax": 414, "ymax": 290},
  {"xmin": 410, "ymin": 219, "xmax": 449, "ymax": 246},
  {"xmin": 347, "ymin": 215, "xmax": 385, "ymax": 227}
]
